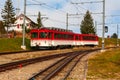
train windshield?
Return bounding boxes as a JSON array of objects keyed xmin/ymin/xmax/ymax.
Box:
[{"xmin": 31, "ymin": 32, "xmax": 38, "ymax": 38}]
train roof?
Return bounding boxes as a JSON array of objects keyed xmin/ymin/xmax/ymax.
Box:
[
  {"xmin": 31, "ymin": 27, "xmax": 98, "ymax": 37},
  {"xmin": 31, "ymin": 27, "xmax": 73, "ymax": 33}
]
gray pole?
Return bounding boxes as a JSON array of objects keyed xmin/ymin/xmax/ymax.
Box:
[
  {"xmin": 117, "ymin": 24, "xmax": 119, "ymax": 47},
  {"xmin": 21, "ymin": 0, "xmax": 26, "ymax": 50},
  {"xmin": 102, "ymin": 0, "xmax": 105, "ymax": 50},
  {"xmin": 95, "ymin": 21, "xmax": 97, "ymax": 35},
  {"xmin": 66, "ymin": 13, "xmax": 68, "ymax": 30}
]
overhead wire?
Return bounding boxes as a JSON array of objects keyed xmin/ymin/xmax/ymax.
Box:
[
  {"xmin": 27, "ymin": 0, "xmax": 76, "ymax": 27},
  {"xmin": 31, "ymin": 0, "xmax": 68, "ymax": 14},
  {"xmin": 72, "ymin": 1, "xmax": 102, "ymax": 26}
]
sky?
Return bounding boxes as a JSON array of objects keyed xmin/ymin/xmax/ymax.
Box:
[{"xmin": 0, "ymin": 0, "xmax": 120, "ymax": 38}]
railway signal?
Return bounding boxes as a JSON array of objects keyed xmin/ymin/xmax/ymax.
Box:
[{"xmin": 105, "ymin": 26, "xmax": 108, "ymax": 33}]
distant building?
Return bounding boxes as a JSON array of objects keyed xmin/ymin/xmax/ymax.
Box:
[{"xmin": 11, "ymin": 14, "xmax": 37, "ymax": 32}]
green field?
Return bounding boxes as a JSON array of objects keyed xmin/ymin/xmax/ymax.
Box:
[
  {"xmin": 87, "ymin": 48, "xmax": 120, "ymax": 79},
  {"xmin": 0, "ymin": 38, "xmax": 30, "ymax": 52}
]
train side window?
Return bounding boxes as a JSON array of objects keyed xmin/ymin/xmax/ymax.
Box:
[
  {"xmin": 40, "ymin": 32, "xmax": 47, "ymax": 38},
  {"xmin": 54, "ymin": 33, "xmax": 61, "ymax": 39},
  {"xmin": 82, "ymin": 36, "xmax": 96, "ymax": 40},
  {"xmin": 65, "ymin": 34, "xmax": 68, "ymax": 39},
  {"xmin": 58, "ymin": 34, "xmax": 61, "ymax": 39},
  {"xmin": 54, "ymin": 33, "xmax": 57, "ymax": 39},
  {"xmin": 31, "ymin": 32, "xmax": 38, "ymax": 38}
]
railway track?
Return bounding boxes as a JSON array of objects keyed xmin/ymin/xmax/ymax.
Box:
[
  {"xmin": 28, "ymin": 49, "xmax": 97, "ymax": 80},
  {"xmin": 0, "ymin": 50, "xmax": 43, "ymax": 56},
  {"xmin": 0, "ymin": 46, "xmax": 115, "ymax": 56},
  {"xmin": 0, "ymin": 52, "xmax": 73, "ymax": 72}
]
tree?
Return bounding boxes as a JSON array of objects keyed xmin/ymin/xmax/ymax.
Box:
[
  {"xmin": 111, "ymin": 33, "xmax": 118, "ymax": 38},
  {"xmin": 0, "ymin": 21, "xmax": 6, "ymax": 34},
  {"xmin": 37, "ymin": 11, "xmax": 43, "ymax": 28},
  {"xmin": 1, "ymin": 0, "xmax": 15, "ymax": 33},
  {"xmin": 80, "ymin": 10, "xmax": 96, "ymax": 34}
]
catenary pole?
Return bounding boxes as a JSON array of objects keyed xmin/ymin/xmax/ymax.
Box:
[
  {"xmin": 102, "ymin": 0, "xmax": 105, "ymax": 50},
  {"xmin": 66, "ymin": 13, "xmax": 68, "ymax": 30},
  {"xmin": 117, "ymin": 24, "xmax": 119, "ymax": 47},
  {"xmin": 21, "ymin": 0, "xmax": 26, "ymax": 50}
]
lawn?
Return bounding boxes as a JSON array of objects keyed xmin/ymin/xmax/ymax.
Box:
[
  {"xmin": 0, "ymin": 38, "xmax": 30, "ymax": 52},
  {"xmin": 87, "ymin": 48, "xmax": 120, "ymax": 79}
]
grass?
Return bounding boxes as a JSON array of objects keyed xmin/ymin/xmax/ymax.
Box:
[
  {"xmin": 98, "ymin": 38, "xmax": 120, "ymax": 47},
  {"xmin": 87, "ymin": 48, "xmax": 120, "ymax": 79},
  {"xmin": 0, "ymin": 38, "xmax": 30, "ymax": 52}
]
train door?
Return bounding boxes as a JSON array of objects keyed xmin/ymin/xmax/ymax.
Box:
[{"xmin": 47, "ymin": 32, "xmax": 53, "ymax": 47}]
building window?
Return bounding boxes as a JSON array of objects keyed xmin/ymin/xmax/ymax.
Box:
[
  {"xmin": 17, "ymin": 24, "xmax": 20, "ymax": 28},
  {"xmin": 20, "ymin": 17, "xmax": 23, "ymax": 20}
]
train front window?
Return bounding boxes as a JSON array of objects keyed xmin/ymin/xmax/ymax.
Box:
[
  {"xmin": 40, "ymin": 32, "xmax": 47, "ymax": 38},
  {"xmin": 31, "ymin": 32, "xmax": 38, "ymax": 38}
]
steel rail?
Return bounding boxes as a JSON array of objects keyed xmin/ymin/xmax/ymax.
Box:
[
  {"xmin": 43, "ymin": 53, "xmax": 79, "ymax": 80},
  {"xmin": 62, "ymin": 51, "xmax": 90, "ymax": 80},
  {"xmin": 0, "ymin": 50, "xmax": 38, "ymax": 55},
  {"xmin": 28, "ymin": 51, "xmax": 83, "ymax": 80},
  {"xmin": 0, "ymin": 52, "xmax": 73, "ymax": 72}
]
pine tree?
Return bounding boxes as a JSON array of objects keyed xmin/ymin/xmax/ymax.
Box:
[
  {"xmin": 0, "ymin": 21, "xmax": 6, "ymax": 34},
  {"xmin": 1, "ymin": 0, "xmax": 15, "ymax": 33},
  {"xmin": 80, "ymin": 10, "xmax": 96, "ymax": 34},
  {"xmin": 37, "ymin": 11, "xmax": 43, "ymax": 28}
]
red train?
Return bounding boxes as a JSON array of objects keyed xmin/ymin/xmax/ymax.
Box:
[{"xmin": 30, "ymin": 27, "xmax": 98, "ymax": 49}]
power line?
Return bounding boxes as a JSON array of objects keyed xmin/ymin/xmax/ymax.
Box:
[
  {"xmin": 26, "ymin": 3, "xmax": 45, "ymax": 5},
  {"xmin": 105, "ymin": 15, "xmax": 120, "ymax": 17},
  {"xmin": 68, "ymin": 12, "xmax": 102, "ymax": 16},
  {"xmin": 31, "ymin": 0, "xmax": 67, "ymax": 14},
  {"xmin": 70, "ymin": 1, "xmax": 103, "ymax": 19},
  {"xmin": 71, "ymin": 1, "xmax": 103, "ymax": 4}
]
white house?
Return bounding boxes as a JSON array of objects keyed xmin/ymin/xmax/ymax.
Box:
[{"xmin": 11, "ymin": 14, "xmax": 36, "ymax": 32}]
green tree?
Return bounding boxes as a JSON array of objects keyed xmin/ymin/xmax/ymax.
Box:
[
  {"xmin": 37, "ymin": 11, "xmax": 43, "ymax": 28},
  {"xmin": 111, "ymin": 33, "xmax": 117, "ymax": 38},
  {"xmin": 80, "ymin": 10, "xmax": 96, "ymax": 34},
  {"xmin": 1, "ymin": 0, "xmax": 15, "ymax": 33},
  {"xmin": 0, "ymin": 21, "xmax": 6, "ymax": 34}
]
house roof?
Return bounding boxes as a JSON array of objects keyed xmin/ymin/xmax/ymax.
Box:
[
  {"xmin": 15, "ymin": 14, "xmax": 37, "ymax": 28},
  {"xmin": 16, "ymin": 14, "xmax": 36, "ymax": 24}
]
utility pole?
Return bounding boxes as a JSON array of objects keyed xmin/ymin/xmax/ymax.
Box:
[
  {"xmin": 21, "ymin": 0, "xmax": 26, "ymax": 50},
  {"xmin": 117, "ymin": 24, "xmax": 119, "ymax": 47},
  {"xmin": 95, "ymin": 21, "xmax": 97, "ymax": 35},
  {"xmin": 66, "ymin": 13, "xmax": 68, "ymax": 30},
  {"xmin": 102, "ymin": 0, "xmax": 105, "ymax": 51}
]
